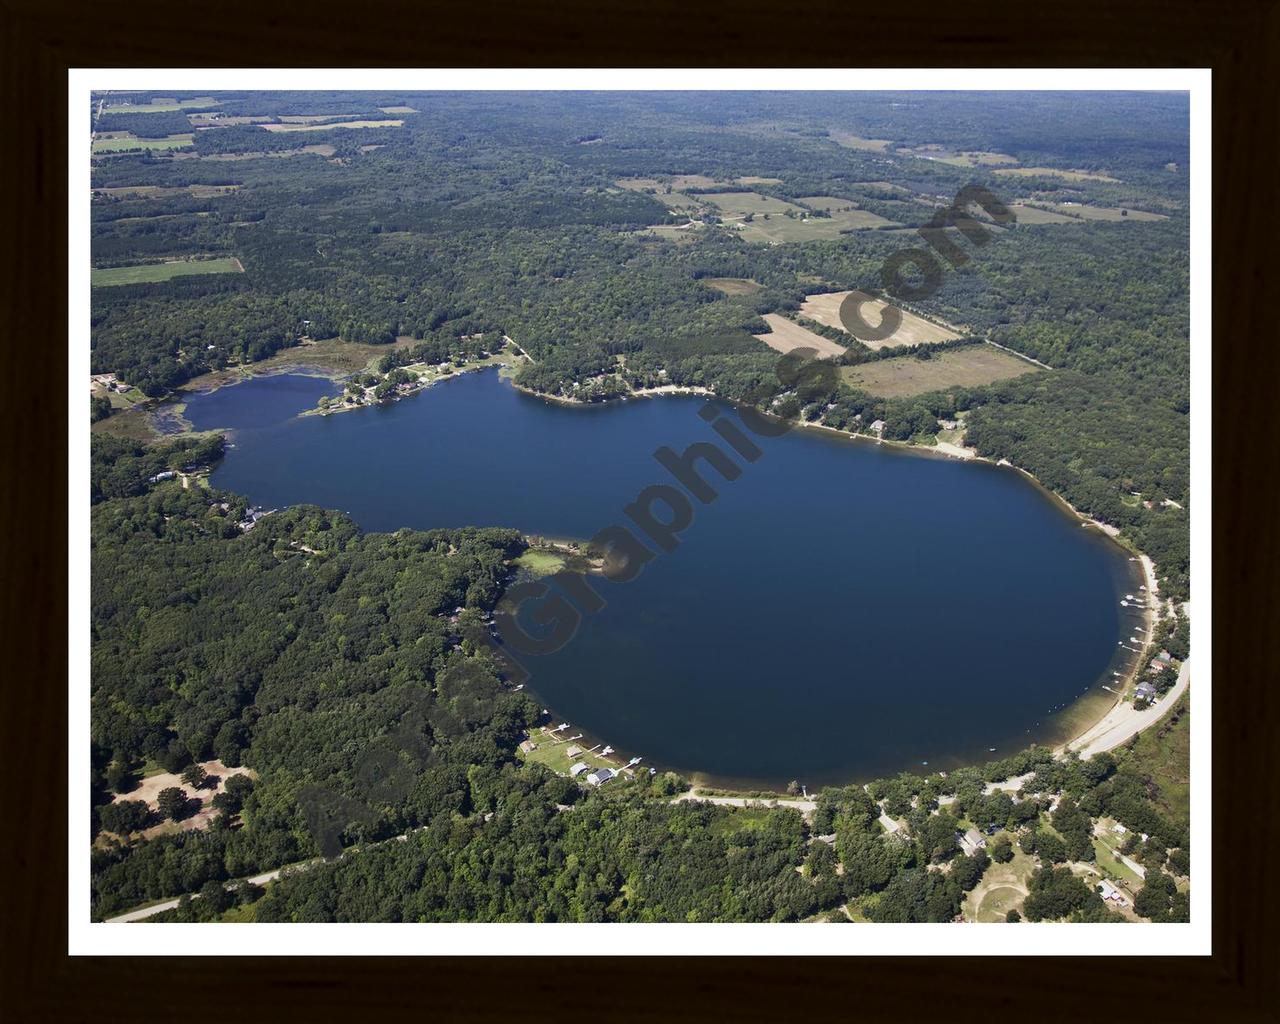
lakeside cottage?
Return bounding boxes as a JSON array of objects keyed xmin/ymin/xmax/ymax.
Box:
[
  {"xmin": 569, "ymin": 762, "xmax": 590, "ymax": 778},
  {"xmin": 586, "ymin": 767, "xmax": 616, "ymax": 787}
]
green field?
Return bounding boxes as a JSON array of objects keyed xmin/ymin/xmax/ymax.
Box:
[
  {"xmin": 92, "ymin": 258, "xmax": 243, "ymax": 287},
  {"xmin": 92, "ymin": 133, "xmax": 194, "ymax": 154},
  {"xmin": 1056, "ymin": 204, "xmax": 1168, "ymax": 223},
  {"xmin": 1118, "ymin": 694, "xmax": 1190, "ymax": 827},
  {"xmin": 841, "ymin": 345, "xmax": 1038, "ymax": 398}
]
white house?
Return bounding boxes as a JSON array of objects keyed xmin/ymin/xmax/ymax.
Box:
[
  {"xmin": 586, "ymin": 767, "xmax": 616, "ymax": 787},
  {"xmin": 569, "ymin": 762, "xmax": 590, "ymax": 778}
]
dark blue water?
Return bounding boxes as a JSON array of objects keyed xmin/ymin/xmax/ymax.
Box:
[{"xmin": 187, "ymin": 370, "xmax": 1143, "ymax": 787}]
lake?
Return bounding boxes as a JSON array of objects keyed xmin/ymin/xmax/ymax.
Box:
[{"xmin": 186, "ymin": 369, "xmax": 1145, "ymax": 788}]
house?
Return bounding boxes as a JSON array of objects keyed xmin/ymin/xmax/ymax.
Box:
[
  {"xmin": 1112, "ymin": 822, "xmax": 1127, "ymax": 835},
  {"xmin": 518, "ymin": 739, "xmax": 538, "ymax": 754},
  {"xmin": 1097, "ymin": 879, "xmax": 1122, "ymax": 902},
  {"xmin": 1155, "ymin": 650, "xmax": 1175, "ymax": 666},
  {"xmin": 870, "ymin": 419, "xmax": 886, "ymax": 437},
  {"xmin": 586, "ymin": 767, "xmax": 616, "ymax": 786},
  {"xmin": 564, "ymin": 745, "xmax": 583, "ymax": 758},
  {"xmin": 959, "ymin": 828, "xmax": 987, "ymax": 857},
  {"xmin": 1135, "ymin": 682, "xmax": 1157, "ymax": 702},
  {"xmin": 147, "ymin": 470, "xmax": 177, "ymax": 483},
  {"xmin": 569, "ymin": 762, "xmax": 590, "ymax": 778}
]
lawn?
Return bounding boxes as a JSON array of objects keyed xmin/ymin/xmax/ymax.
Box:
[
  {"xmin": 517, "ymin": 726, "xmax": 626, "ymax": 778},
  {"xmin": 841, "ymin": 345, "xmax": 1039, "ymax": 398},
  {"xmin": 799, "ymin": 291, "xmax": 961, "ymax": 349},
  {"xmin": 92, "ymin": 133, "xmax": 194, "ymax": 154},
  {"xmin": 92, "ymin": 257, "xmax": 243, "ymax": 287}
]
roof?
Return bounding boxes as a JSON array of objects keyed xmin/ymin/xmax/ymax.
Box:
[{"xmin": 569, "ymin": 762, "xmax": 589, "ymax": 777}]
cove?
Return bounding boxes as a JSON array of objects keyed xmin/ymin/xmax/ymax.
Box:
[{"xmin": 186, "ymin": 369, "xmax": 1145, "ymax": 788}]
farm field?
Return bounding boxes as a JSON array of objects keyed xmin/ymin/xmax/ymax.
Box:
[
  {"xmin": 261, "ymin": 119, "xmax": 404, "ymax": 132},
  {"xmin": 828, "ymin": 131, "xmax": 893, "ymax": 151},
  {"xmin": 92, "ymin": 257, "xmax": 244, "ymax": 287},
  {"xmin": 703, "ymin": 191, "xmax": 807, "ymax": 218},
  {"xmin": 379, "ymin": 106, "xmax": 418, "ymax": 114},
  {"xmin": 92, "ymin": 133, "xmax": 194, "ymax": 153},
  {"xmin": 616, "ymin": 174, "xmax": 727, "ymax": 191},
  {"xmin": 191, "ymin": 143, "xmax": 337, "ymax": 161},
  {"xmin": 701, "ymin": 277, "xmax": 761, "ymax": 296},
  {"xmin": 841, "ymin": 345, "xmax": 1039, "ymax": 398},
  {"xmin": 631, "ymin": 223, "xmax": 704, "ymax": 243},
  {"xmin": 93, "ymin": 184, "xmax": 241, "ymax": 199},
  {"xmin": 799, "ymin": 290, "xmax": 962, "ymax": 349},
  {"xmin": 1056, "ymin": 204, "xmax": 1168, "ymax": 222},
  {"xmin": 896, "ymin": 145, "xmax": 1019, "ymax": 167},
  {"xmin": 705, "ymin": 192, "xmax": 898, "ymax": 243},
  {"xmin": 995, "ymin": 166, "xmax": 1120, "ymax": 183},
  {"xmin": 754, "ymin": 313, "xmax": 847, "ymax": 359},
  {"xmin": 734, "ymin": 176, "xmax": 782, "ymax": 185},
  {"xmin": 1009, "ymin": 203, "xmax": 1078, "ymax": 225},
  {"xmin": 102, "ymin": 96, "xmax": 217, "ymax": 113}
]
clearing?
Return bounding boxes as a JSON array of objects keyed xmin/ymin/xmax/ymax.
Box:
[
  {"xmin": 93, "ymin": 184, "xmax": 240, "ymax": 199},
  {"xmin": 104, "ymin": 759, "xmax": 253, "ymax": 842},
  {"xmin": 754, "ymin": 314, "xmax": 847, "ymax": 359},
  {"xmin": 964, "ymin": 843, "xmax": 1036, "ymax": 922},
  {"xmin": 994, "ymin": 166, "xmax": 1120, "ymax": 183},
  {"xmin": 92, "ymin": 133, "xmax": 194, "ymax": 154},
  {"xmin": 828, "ymin": 131, "xmax": 893, "ymax": 151},
  {"xmin": 261, "ymin": 119, "xmax": 404, "ymax": 132},
  {"xmin": 92, "ymin": 257, "xmax": 243, "ymax": 287},
  {"xmin": 799, "ymin": 290, "xmax": 961, "ymax": 349},
  {"xmin": 702, "ymin": 277, "xmax": 761, "ymax": 296},
  {"xmin": 840, "ymin": 344, "xmax": 1039, "ymax": 397},
  {"xmin": 895, "ymin": 145, "xmax": 1019, "ymax": 167},
  {"xmin": 734, "ymin": 176, "xmax": 783, "ymax": 185},
  {"xmin": 616, "ymin": 174, "xmax": 727, "ymax": 191},
  {"xmin": 102, "ymin": 96, "xmax": 217, "ymax": 114}
]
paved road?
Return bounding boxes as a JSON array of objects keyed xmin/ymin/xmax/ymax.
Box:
[{"xmin": 1064, "ymin": 658, "xmax": 1190, "ymax": 759}]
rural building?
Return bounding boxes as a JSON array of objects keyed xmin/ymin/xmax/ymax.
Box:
[
  {"xmin": 586, "ymin": 767, "xmax": 616, "ymax": 786},
  {"xmin": 959, "ymin": 828, "xmax": 987, "ymax": 857},
  {"xmin": 569, "ymin": 762, "xmax": 590, "ymax": 778},
  {"xmin": 565, "ymin": 745, "xmax": 583, "ymax": 758},
  {"xmin": 518, "ymin": 739, "xmax": 537, "ymax": 753}
]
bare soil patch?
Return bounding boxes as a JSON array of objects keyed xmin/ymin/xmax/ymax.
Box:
[{"xmin": 754, "ymin": 314, "xmax": 847, "ymax": 359}]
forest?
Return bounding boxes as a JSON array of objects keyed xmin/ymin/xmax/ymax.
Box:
[{"xmin": 88, "ymin": 91, "xmax": 1193, "ymax": 923}]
